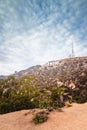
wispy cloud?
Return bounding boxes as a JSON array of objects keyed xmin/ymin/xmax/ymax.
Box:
[{"xmin": 0, "ymin": 0, "xmax": 87, "ymax": 75}]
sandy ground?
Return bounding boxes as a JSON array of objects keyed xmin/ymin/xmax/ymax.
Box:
[{"xmin": 0, "ymin": 103, "xmax": 87, "ymax": 130}]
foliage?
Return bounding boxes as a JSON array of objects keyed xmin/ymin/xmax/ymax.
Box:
[
  {"xmin": 39, "ymin": 101, "xmax": 50, "ymax": 109},
  {"xmin": 50, "ymin": 87, "xmax": 64, "ymax": 108},
  {"xmin": 33, "ymin": 111, "xmax": 48, "ymax": 124},
  {"xmin": 72, "ymin": 88, "xmax": 87, "ymax": 103},
  {"xmin": 0, "ymin": 88, "xmax": 3, "ymax": 98},
  {"xmin": 0, "ymin": 73, "xmax": 87, "ymax": 114},
  {"xmin": 0, "ymin": 95, "xmax": 35, "ymax": 114}
]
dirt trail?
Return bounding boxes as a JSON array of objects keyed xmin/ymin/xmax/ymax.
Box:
[{"xmin": 0, "ymin": 103, "xmax": 87, "ymax": 130}]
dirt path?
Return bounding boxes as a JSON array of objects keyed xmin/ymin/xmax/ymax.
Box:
[{"xmin": 0, "ymin": 103, "xmax": 87, "ymax": 130}]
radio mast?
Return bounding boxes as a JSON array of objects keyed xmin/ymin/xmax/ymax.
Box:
[{"xmin": 71, "ymin": 41, "xmax": 75, "ymax": 57}]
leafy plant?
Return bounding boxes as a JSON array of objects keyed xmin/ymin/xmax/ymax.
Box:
[
  {"xmin": 39, "ymin": 101, "xmax": 50, "ymax": 109},
  {"xmin": 51, "ymin": 87, "xmax": 64, "ymax": 107},
  {"xmin": 33, "ymin": 111, "xmax": 48, "ymax": 124}
]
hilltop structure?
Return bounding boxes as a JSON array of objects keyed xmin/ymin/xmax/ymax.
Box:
[{"xmin": 71, "ymin": 41, "xmax": 75, "ymax": 57}]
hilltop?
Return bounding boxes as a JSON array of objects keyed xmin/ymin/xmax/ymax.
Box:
[
  {"xmin": 14, "ymin": 57, "xmax": 87, "ymax": 78},
  {"xmin": 1, "ymin": 57, "xmax": 87, "ymax": 82},
  {"xmin": 14, "ymin": 56, "xmax": 87, "ymax": 89}
]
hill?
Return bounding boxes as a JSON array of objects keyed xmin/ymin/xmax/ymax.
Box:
[
  {"xmin": 14, "ymin": 57, "xmax": 87, "ymax": 82},
  {"xmin": 14, "ymin": 56, "xmax": 87, "ymax": 91},
  {"xmin": 0, "ymin": 57, "xmax": 87, "ymax": 114}
]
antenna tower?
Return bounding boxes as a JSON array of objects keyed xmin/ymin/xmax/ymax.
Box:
[{"xmin": 71, "ymin": 41, "xmax": 75, "ymax": 57}]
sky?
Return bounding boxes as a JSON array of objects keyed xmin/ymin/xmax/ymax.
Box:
[{"xmin": 0, "ymin": 0, "xmax": 87, "ymax": 75}]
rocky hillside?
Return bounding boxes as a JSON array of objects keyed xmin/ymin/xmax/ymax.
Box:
[
  {"xmin": 14, "ymin": 56, "xmax": 87, "ymax": 104},
  {"xmin": 15, "ymin": 57, "xmax": 87, "ymax": 76},
  {"xmin": 1, "ymin": 57, "xmax": 87, "ymax": 82},
  {"xmin": 39, "ymin": 57, "xmax": 87, "ymax": 85},
  {"xmin": 14, "ymin": 65, "xmax": 41, "ymax": 77},
  {"xmin": 40, "ymin": 57, "xmax": 87, "ymax": 79},
  {"xmin": 14, "ymin": 57, "xmax": 87, "ymax": 87},
  {"xmin": 0, "ymin": 57, "xmax": 87, "ymax": 114}
]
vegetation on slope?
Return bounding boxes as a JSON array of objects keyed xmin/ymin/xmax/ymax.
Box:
[{"xmin": 0, "ymin": 69, "xmax": 87, "ymax": 114}]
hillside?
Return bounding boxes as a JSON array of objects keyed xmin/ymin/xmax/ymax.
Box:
[
  {"xmin": 0, "ymin": 56, "xmax": 87, "ymax": 114},
  {"xmin": 0, "ymin": 103, "xmax": 87, "ymax": 130},
  {"xmin": 14, "ymin": 57, "xmax": 87, "ymax": 78},
  {"xmin": 1, "ymin": 57, "xmax": 87, "ymax": 82},
  {"xmin": 14, "ymin": 56, "xmax": 87, "ymax": 89},
  {"xmin": 14, "ymin": 57, "xmax": 87, "ymax": 80}
]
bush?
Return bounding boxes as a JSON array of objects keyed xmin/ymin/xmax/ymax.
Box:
[
  {"xmin": 39, "ymin": 101, "xmax": 50, "ymax": 109},
  {"xmin": 72, "ymin": 88, "xmax": 87, "ymax": 103},
  {"xmin": 0, "ymin": 95, "xmax": 36, "ymax": 114},
  {"xmin": 51, "ymin": 87, "xmax": 64, "ymax": 108},
  {"xmin": 0, "ymin": 102, "xmax": 11, "ymax": 114},
  {"xmin": 33, "ymin": 111, "xmax": 48, "ymax": 124},
  {"xmin": 51, "ymin": 87, "xmax": 64, "ymax": 100},
  {"xmin": 0, "ymin": 88, "xmax": 3, "ymax": 98}
]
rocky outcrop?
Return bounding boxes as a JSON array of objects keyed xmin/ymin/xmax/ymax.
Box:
[{"xmin": 11, "ymin": 57, "xmax": 87, "ymax": 89}]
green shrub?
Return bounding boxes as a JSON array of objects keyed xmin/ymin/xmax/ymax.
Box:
[
  {"xmin": 0, "ymin": 88, "xmax": 3, "ymax": 98},
  {"xmin": 0, "ymin": 102, "xmax": 10, "ymax": 114},
  {"xmin": 39, "ymin": 101, "xmax": 50, "ymax": 109},
  {"xmin": 33, "ymin": 111, "xmax": 48, "ymax": 124},
  {"xmin": 72, "ymin": 88, "xmax": 87, "ymax": 103},
  {"xmin": 0, "ymin": 95, "xmax": 36, "ymax": 114},
  {"xmin": 51, "ymin": 87, "xmax": 64, "ymax": 100},
  {"xmin": 50, "ymin": 87, "xmax": 64, "ymax": 107}
]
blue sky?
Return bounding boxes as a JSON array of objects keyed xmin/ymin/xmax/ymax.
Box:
[{"xmin": 0, "ymin": 0, "xmax": 87, "ymax": 75}]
